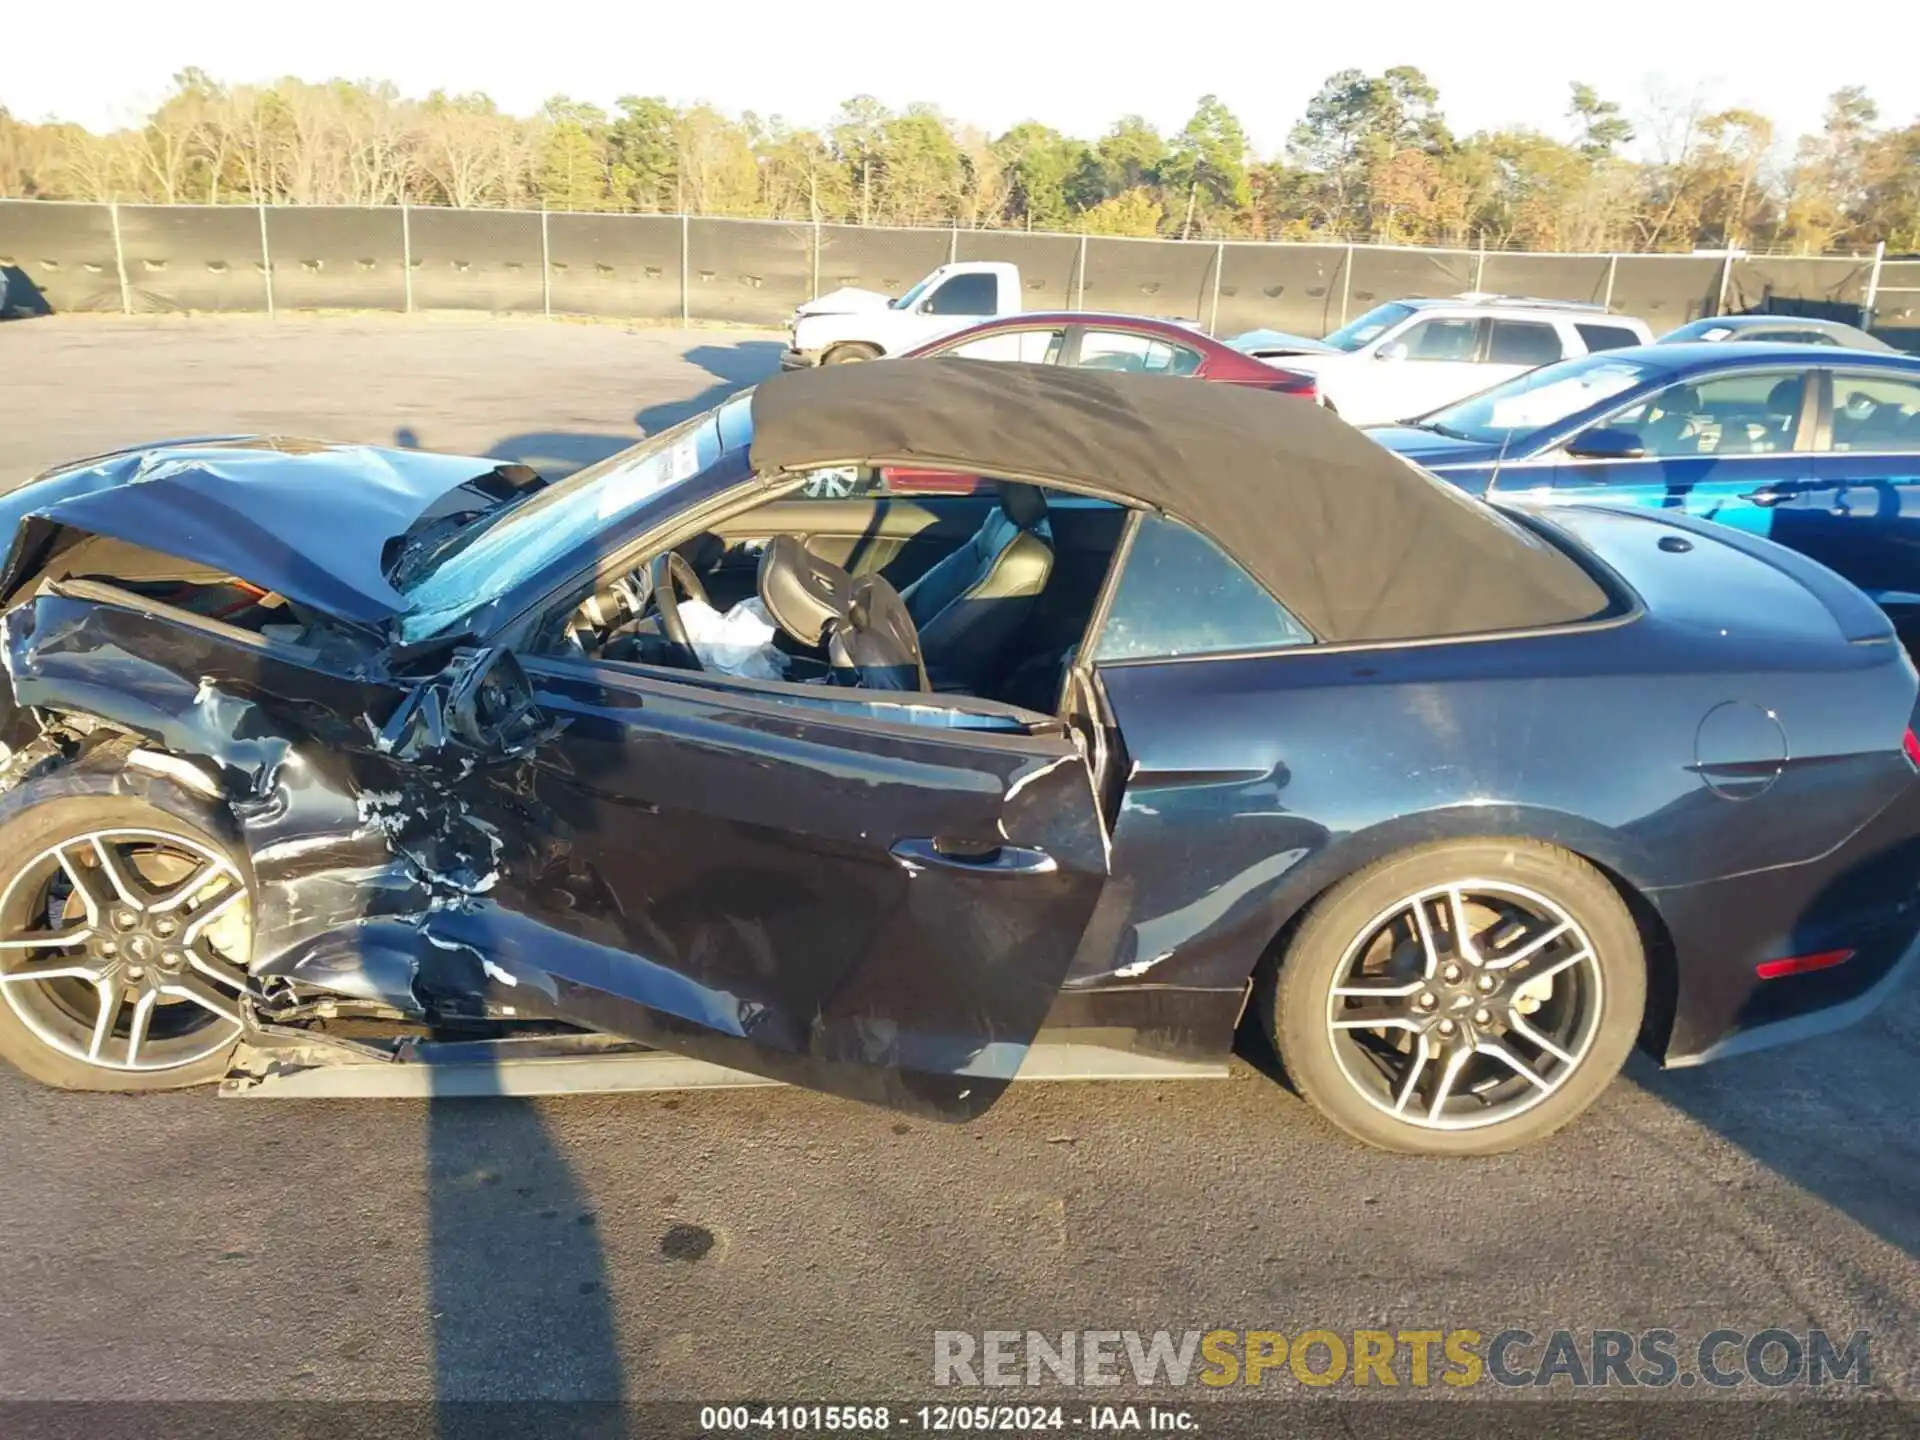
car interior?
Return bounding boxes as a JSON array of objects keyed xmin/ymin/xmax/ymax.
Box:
[
  {"xmin": 1606, "ymin": 374, "xmax": 1807, "ymax": 457},
  {"xmin": 1832, "ymin": 381, "xmax": 1920, "ymax": 453},
  {"xmin": 542, "ymin": 476, "xmax": 1132, "ymax": 717}
]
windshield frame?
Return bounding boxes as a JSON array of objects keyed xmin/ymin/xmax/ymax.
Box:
[{"xmin": 393, "ymin": 395, "xmax": 752, "ymax": 645}]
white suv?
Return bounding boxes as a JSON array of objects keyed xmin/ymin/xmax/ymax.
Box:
[{"xmin": 1228, "ymin": 295, "xmax": 1653, "ymax": 426}]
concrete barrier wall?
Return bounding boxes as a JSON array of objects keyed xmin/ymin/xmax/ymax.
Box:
[
  {"xmin": 1, "ymin": 200, "xmax": 1900, "ymax": 345},
  {"xmin": 408, "ymin": 208, "xmax": 545, "ymax": 313},
  {"xmin": 263, "ymin": 207, "xmax": 408, "ymax": 310}
]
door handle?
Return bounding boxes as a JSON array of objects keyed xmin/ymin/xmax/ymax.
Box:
[
  {"xmin": 1741, "ymin": 484, "xmax": 1801, "ymax": 506},
  {"xmin": 890, "ymin": 838, "xmax": 1058, "ymax": 876}
]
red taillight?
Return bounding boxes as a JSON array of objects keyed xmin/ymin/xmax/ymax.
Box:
[
  {"xmin": 1903, "ymin": 727, "xmax": 1920, "ymax": 770},
  {"xmin": 1755, "ymin": 948, "xmax": 1854, "ymax": 980}
]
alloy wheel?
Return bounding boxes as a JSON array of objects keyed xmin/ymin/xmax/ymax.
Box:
[
  {"xmin": 0, "ymin": 829, "xmax": 251, "ymax": 1073},
  {"xmin": 1323, "ymin": 879, "xmax": 1603, "ymax": 1132}
]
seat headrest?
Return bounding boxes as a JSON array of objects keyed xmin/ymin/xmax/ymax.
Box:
[
  {"xmin": 997, "ymin": 481, "xmax": 1048, "ymax": 530},
  {"xmin": 756, "ymin": 535, "xmax": 850, "ymax": 646},
  {"xmin": 1767, "ymin": 378, "xmax": 1804, "ymax": 411}
]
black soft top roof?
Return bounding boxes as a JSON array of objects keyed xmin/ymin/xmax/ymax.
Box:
[{"xmin": 748, "ymin": 359, "xmax": 1608, "ymax": 644}]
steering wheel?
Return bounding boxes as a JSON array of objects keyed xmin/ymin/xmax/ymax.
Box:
[{"xmin": 648, "ymin": 550, "xmax": 713, "ymax": 665}]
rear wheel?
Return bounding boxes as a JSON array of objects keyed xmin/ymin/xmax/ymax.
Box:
[
  {"xmin": 0, "ymin": 794, "xmax": 252, "ymax": 1091},
  {"xmin": 822, "ymin": 342, "xmax": 881, "ymax": 365},
  {"xmin": 1265, "ymin": 840, "xmax": 1644, "ymax": 1154}
]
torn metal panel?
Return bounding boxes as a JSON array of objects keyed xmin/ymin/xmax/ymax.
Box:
[
  {"xmin": 431, "ymin": 660, "xmax": 1113, "ymax": 1118},
  {"xmin": 0, "ymin": 582, "xmax": 1115, "ymax": 1119}
]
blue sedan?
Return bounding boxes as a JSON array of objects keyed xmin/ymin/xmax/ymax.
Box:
[{"xmin": 1369, "ymin": 343, "xmax": 1920, "ymax": 616}]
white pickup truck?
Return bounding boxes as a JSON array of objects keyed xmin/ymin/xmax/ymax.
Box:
[{"xmin": 780, "ymin": 261, "xmax": 1021, "ymax": 368}]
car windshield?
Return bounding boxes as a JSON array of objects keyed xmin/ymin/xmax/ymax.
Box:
[
  {"xmin": 395, "ymin": 399, "xmax": 742, "ymax": 642},
  {"xmin": 1319, "ymin": 302, "xmax": 1415, "ymax": 352},
  {"xmin": 890, "ymin": 275, "xmax": 936, "ymax": 311},
  {"xmin": 1415, "ymin": 355, "xmax": 1658, "ymax": 444}
]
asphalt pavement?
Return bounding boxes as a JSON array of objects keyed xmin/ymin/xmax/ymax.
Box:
[{"xmin": 0, "ymin": 316, "xmax": 1914, "ymax": 1416}]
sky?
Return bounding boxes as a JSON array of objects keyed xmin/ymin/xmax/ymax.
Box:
[{"xmin": 8, "ymin": 0, "xmax": 1919, "ymax": 156}]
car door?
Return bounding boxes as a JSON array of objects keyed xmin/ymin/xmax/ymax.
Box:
[
  {"xmin": 1781, "ymin": 367, "xmax": 1920, "ymax": 609},
  {"xmin": 1519, "ymin": 366, "xmax": 1819, "ymax": 540},
  {"xmin": 1360, "ymin": 315, "xmax": 1487, "ymax": 424},
  {"xmin": 432, "ymin": 654, "xmax": 1111, "ymax": 1119}
]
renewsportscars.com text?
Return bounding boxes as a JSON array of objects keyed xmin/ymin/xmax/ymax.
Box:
[{"xmin": 932, "ymin": 1328, "xmax": 1871, "ymax": 1390}]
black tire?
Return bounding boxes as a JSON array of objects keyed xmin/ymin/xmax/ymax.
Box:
[
  {"xmin": 822, "ymin": 343, "xmax": 881, "ymax": 365},
  {"xmin": 0, "ymin": 789, "xmax": 250, "ymax": 1092},
  {"xmin": 1263, "ymin": 839, "xmax": 1645, "ymax": 1155}
]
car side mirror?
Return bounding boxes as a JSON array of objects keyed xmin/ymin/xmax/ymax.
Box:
[
  {"xmin": 1375, "ymin": 341, "xmax": 1409, "ymax": 362},
  {"xmin": 1566, "ymin": 426, "xmax": 1647, "ymax": 461}
]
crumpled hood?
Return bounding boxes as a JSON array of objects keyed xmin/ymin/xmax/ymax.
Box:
[
  {"xmin": 1227, "ymin": 328, "xmax": 1338, "ymax": 358},
  {"xmin": 0, "ymin": 437, "xmax": 541, "ymax": 626},
  {"xmin": 794, "ymin": 286, "xmax": 891, "ymax": 318}
]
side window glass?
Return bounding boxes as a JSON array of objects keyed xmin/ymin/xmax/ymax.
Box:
[
  {"xmin": 1075, "ymin": 331, "xmax": 1200, "ymax": 376},
  {"xmin": 1400, "ymin": 318, "xmax": 1481, "ymax": 362},
  {"xmin": 1575, "ymin": 323, "xmax": 1643, "ymax": 353},
  {"xmin": 1598, "ymin": 372, "xmax": 1806, "ymax": 458},
  {"xmin": 1157, "ymin": 341, "xmax": 1204, "ymax": 376},
  {"xmin": 1832, "ymin": 375, "xmax": 1920, "ymax": 454},
  {"xmin": 923, "ymin": 273, "xmax": 997, "ymax": 316},
  {"xmin": 1094, "ymin": 516, "xmax": 1314, "ymax": 661},
  {"xmin": 950, "ymin": 329, "xmax": 1064, "ymax": 363},
  {"xmin": 1488, "ymin": 320, "xmax": 1566, "ymax": 366}
]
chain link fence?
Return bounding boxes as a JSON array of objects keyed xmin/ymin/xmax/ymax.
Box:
[{"xmin": 2, "ymin": 200, "xmax": 1911, "ymax": 347}]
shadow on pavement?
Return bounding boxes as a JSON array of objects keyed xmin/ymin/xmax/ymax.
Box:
[
  {"xmin": 633, "ymin": 341, "xmax": 785, "ymax": 435},
  {"xmin": 428, "ymin": 1083, "xmax": 627, "ymax": 1418},
  {"xmin": 391, "ymin": 339, "xmax": 787, "ymax": 481},
  {"xmin": 1631, "ymin": 978, "xmax": 1920, "ymax": 1262}
]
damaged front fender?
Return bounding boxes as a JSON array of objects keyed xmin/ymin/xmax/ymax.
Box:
[
  {"xmin": 0, "ymin": 585, "xmax": 523, "ymax": 1011},
  {"xmin": 0, "ymin": 580, "xmax": 1112, "ymax": 1119}
]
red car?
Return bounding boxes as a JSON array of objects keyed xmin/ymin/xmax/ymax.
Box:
[
  {"xmin": 904, "ymin": 311, "xmax": 1315, "ymax": 392},
  {"xmin": 874, "ymin": 313, "xmax": 1315, "ymax": 494}
]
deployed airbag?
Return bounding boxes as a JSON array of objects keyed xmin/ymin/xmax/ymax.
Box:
[{"xmin": 674, "ymin": 596, "xmax": 787, "ymax": 680}]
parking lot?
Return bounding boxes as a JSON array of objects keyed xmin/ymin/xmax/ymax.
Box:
[{"xmin": 0, "ymin": 316, "xmax": 1916, "ymax": 1408}]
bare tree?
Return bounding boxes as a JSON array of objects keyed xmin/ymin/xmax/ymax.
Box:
[
  {"xmin": 415, "ymin": 94, "xmax": 523, "ymax": 207},
  {"xmin": 54, "ymin": 126, "xmax": 134, "ymax": 201}
]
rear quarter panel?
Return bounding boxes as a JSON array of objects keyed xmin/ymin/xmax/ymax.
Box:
[{"xmin": 1078, "ymin": 516, "xmax": 1918, "ymax": 1062}]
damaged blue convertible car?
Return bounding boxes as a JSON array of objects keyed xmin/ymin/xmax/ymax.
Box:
[{"xmin": 0, "ymin": 360, "xmax": 1917, "ymax": 1154}]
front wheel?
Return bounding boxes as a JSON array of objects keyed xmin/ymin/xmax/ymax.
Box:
[
  {"xmin": 822, "ymin": 342, "xmax": 881, "ymax": 365},
  {"xmin": 0, "ymin": 792, "xmax": 253, "ymax": 1091},
  {"xmin": 1265, "ymin": 839, "xmax": 1644, "ymax": 1155}
]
